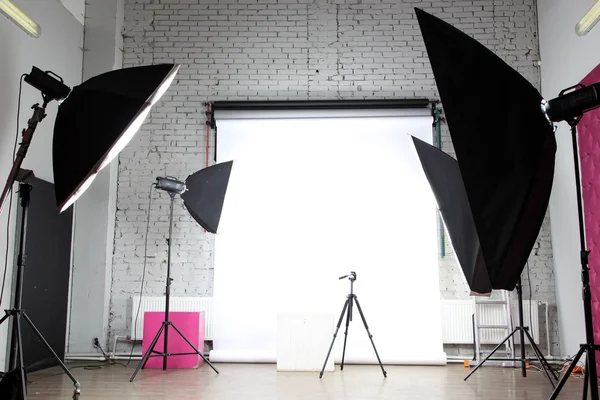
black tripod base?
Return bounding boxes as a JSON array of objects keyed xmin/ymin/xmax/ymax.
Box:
[
  {"xmin": 464, "ymin": 326, "xmax": 558, "ymax": 387},
  {"xmin": 319, "ymin": 294, "xmax": 387, "ymax": 379},
  {"xmin": 129, "ymin": 320, "xmax": 219, "ymax": 382},
  {"xmin": 0, "ymin": 309, "xmax": 81, "ymax": 400}
]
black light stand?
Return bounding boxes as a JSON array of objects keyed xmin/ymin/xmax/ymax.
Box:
[
  {"xmin": 0, "ymin": 99, "xmax": 81, "ymax": 400},
  {"xmin": 464, "ymin": 278, "xmax": 558, "ymax": 386},
  {"xmin": 547, "ymin": 119, "xmax": 600, "ymax": 400},
  {"xmin": 129, "ymin": 188, "xmax": 219, "ymax": 382},
  {"xmin": 319, "ymin": 272, "xmax": 386, "ymax": 378}
]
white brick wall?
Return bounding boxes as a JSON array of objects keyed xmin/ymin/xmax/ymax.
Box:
[{"xmin": 113, "ymin": 0, "xmax": 558, "ymax": 356}]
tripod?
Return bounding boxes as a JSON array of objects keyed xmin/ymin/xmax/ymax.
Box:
[
  {"xmin": 319, "ymin": 272, "xmax": 387, "ymax": 378},
  {"xmin": 0, "ymin": 182, "xmax": 81, "ymax": 399},
  {"xmin": 464, "ymin": 278, "xmax": 558, "ymax": 386},
  {"xmin": 547, "ymin": 121, "xmax": 600, "ymax": 400},
  {"xmin": 130, "ymin": 192, "xmax": 219, "ymax": 382}
]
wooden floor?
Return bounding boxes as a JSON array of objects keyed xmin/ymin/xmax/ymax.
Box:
[{"xmin": 26, "ymin": 362, "xmax": 583, "ymax": 399}]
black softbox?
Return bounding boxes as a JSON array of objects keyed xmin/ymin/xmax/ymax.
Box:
[
  {"xmin": 414, "ymin": 8, "xmax": 557, "ymax": 292},
  {"xmin": 411, "ymin": 136, "xmax": 490, "ymax": 294}
]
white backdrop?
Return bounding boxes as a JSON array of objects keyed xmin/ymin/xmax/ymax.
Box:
[{"xmin": 210, "ymin": 108, "xmax": 446, "ymax": 365}]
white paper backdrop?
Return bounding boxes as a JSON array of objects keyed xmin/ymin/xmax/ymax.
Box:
[{"xmin": 210, "ymin": 108, "xmax": 446, "ymax": 365}]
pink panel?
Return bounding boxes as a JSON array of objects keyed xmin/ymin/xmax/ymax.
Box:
[
  {"xmin": 577, "ymin": 63, "xmax": 600, "ymax": 376},
  {"xmin": 142, "ymin": 311, "xmax": 205, "ymax": 369}
]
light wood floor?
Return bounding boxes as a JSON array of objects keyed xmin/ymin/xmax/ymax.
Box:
[{"xmin": 26, "ymin": 362, "xmax": 583, "ymax": 399}]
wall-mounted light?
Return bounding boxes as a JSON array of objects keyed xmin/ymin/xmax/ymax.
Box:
[
  {"xmin": 0, "ymin": 0, "xmax": 40, "ymax": 37},
  {"xmin": 576, "ymin": 0, "xmax": 600, "ymax": 36}
]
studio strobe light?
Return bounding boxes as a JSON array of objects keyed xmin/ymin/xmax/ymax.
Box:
[
  {"xmin": 0, "ymin": 63, "xmax": 180, "ymax": 400},
  {"xmin": 129, "ymin": 161, "xmax": 233, "ymax": 382}
]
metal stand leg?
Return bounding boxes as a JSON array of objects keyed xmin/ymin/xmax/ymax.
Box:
[
  {"xmin": 549, "ymin": 345, "xmax": 586, "ymax": 400},
  {"xmin": 340, "ymin": 297, "xmax": 352, "ymax": 371},
  {"xmin": 465, "ymin": 327, "xmax": 519, "ymax": 381},
  {"xmin": 169, "ymin": 323, "xmax": 219, "ymax": 374},
  {"xmin": 353, "ymin": 296, "xmax": 387, "ymax": 378},
  {"xmin": 319, "ymin": 299, "xmax": 348, "ymax": 378},
  {"xmin": 129, "ymin": 322, "xmax": 165, "ymax": 382}
]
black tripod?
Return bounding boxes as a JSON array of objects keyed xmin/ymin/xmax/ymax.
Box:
[
  {"xmin": 547, "ymin": 120, "xmax": 600, "ymax": 400},
  {"xmin": 130, "ymin": 192, "xmax": 219, "ymax": 382},
  {"xmin": 319, "ymin": 272, "xmax": 386, "ymax": 378},
  {"xmin": 0, "ymin": 181, "xmax": 81, "ymax": 399},
  {"xmin": 464, "ymin": 278, "xmax": 558, "ymax": 386}
]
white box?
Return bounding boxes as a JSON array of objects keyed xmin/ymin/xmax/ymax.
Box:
[{"xmin": 277, "ymin": 312, "xmax": 335, "ymax": 372}]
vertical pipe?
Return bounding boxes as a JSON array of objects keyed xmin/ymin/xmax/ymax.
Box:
[{"xmin": 433, "ymin": 105, "xmax": 445, "ymax": 258}]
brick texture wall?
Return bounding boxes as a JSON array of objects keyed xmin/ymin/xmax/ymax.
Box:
[{"xmin": 113, "ymin": 0, "xmax": 559, "ymax": 356}]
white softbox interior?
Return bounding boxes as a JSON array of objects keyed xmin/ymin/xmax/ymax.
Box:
[{"xmin": 209, "ymin": 106, "xmax": 446, "ymax": 365}]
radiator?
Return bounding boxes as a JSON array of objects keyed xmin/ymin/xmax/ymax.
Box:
[
  {"xmin": 441, "ymin": 299, "xmax": 540, "ymax": 345},
  {"xmin": 130, "ymin": 296, "xmax": 213, "ymax": 341}
]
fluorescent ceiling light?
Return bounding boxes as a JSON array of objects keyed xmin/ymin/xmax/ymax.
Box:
[
  {"xmin": 0, "ymin": 0, "xmax": 40, "ymax": 37},
  {"xmin": 576, "ymin": 0, "xmax": 600, "ymax": 36}
]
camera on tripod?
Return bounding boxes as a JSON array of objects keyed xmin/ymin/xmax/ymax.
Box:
[{"xmin": 339, "ymin": 271, "xmax": 356, "ymax": 281}]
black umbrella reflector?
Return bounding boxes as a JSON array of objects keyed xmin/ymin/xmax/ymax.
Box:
[
  {"xmin": 412, "ymin": 136, "xmax": 491, "ymax": 295},
  {"xmin": 415, "ymin": 8, "xmax": 557, "ymax": 291},
  {"xmin": 181, "ymin": 160, "xmax": 234, "ymax": 234},
  {"xmin": 53, "ymin": 63, "xmax": 180, "ymax": 213}
]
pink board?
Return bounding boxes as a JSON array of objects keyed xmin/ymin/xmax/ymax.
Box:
[
  {"xmin": 142, "ymin": 311, "xmax": 204, "ymax": 369},
  {"xmin": 576, "ymin": 63, "xmax": 600, "ymax": 376}
]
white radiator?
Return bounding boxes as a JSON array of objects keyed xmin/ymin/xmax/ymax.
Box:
[
  {"xmin": 130, "ymin": 296, "xmax": 214, "ymax": 341},
  {"xmin": 441, "ymin": 299, "xmax": 540, "ymax": 345}
]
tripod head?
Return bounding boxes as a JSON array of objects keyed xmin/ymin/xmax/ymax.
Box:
[{"xmin": 339, "ymin": 271, "xmax": 356, "ymax": 282}]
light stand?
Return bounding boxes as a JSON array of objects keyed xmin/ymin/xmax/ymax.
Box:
[
  {"xmin": 129, "ymin": 182, "xmax": 219, "ymax": 382},
  {"xmin": 0, "ymin": 100, "xmax": 81, "ymax": 399},
  {"xmin": 319, "ymin": 272, "xmax": 386, "ymax": 378},
  {"xmin": 547, "ymin": 119, "xmax": 600, "ymax": 400},
  {"xmin": 464, "ymin": 278, "xmax": 558, "ymax": 386}
]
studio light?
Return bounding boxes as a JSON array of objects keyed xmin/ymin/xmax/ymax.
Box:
[
  {"xmin": 414, "ymin": 7, "xmax": 600, "ymax": 399},
  {"xmin": 0, "ymin": 63, "xmax": 180, "ymax": 400},
  {"xmin": 130, "ymin": 160, "xmax": 233, "ymax": 382},
  {"xmin": 576, "ymin": 0, "xmax": 600, "ymax": 36},
  {"xmin": 155, "ymin": 177, "xmax": 186, "ymax": 195},
  {"xmin": 542, "ymin": 82, "xmax": 600, "ymax": 123},
  {"xmin": 0, "ymin": 0, "xmax": 40, "ymax": 38}
]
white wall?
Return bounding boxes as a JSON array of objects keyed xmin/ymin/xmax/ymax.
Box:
[
  {"xmin": 0, "ymin": 0, "xmax": 83, "ymax": 368},
  {"xmin": 66, "ymin": 0, "xmax": 124, "ymax": 356},
  {"xmin": 537, "ymin": 0, "xmax": 600, "ymax": 357}
]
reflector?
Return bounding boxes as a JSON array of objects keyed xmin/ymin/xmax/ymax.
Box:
[
  {"xmin": 181, "ymin": 160, "xmax": 233, "ymax": 233},
  {"xmin": 414, "ymin": 8, "xmax": 557, "ymax": 292},
  {"xmin": 52, "ymin": 63, "xmax": 180, "ymax": 212}
]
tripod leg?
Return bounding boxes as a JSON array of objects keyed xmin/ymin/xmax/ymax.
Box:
[
  {"xmin": 20, "ymin": 312, "xmax": 81, "ymax": 398},
  {"xmin": 340, "ymin": 297, "xmax": 352, "ymax": 371},
  {"xmin": 353, "ymin": 297, "xmax": 387, "ymax": 378},
  {"xmin": 549, "ymin": 345, "xmax": 586, "ymax": 400},
  {"xmin": 523, "ymin": 329, "xmax": 556, "ymax": 388},
  {"xmin": 0, "ymin": 312, "xmax": 10, "ymax": 326},
  {"xmin": 130, "ymin": 322, "xmax": 166, "ymax": 382},
  {"xmin": 524, "ymin": 328, "xmax": 558, "ymax": 383},
  {"xmin": 464, "ymin": 328, "xmax": 519, "ymax": 381},
  {"xmin": 14, "ymin": 313, "xmax": 27, "ymax": 399},
  {"xmin": 169, "ymin": 322, "xmax": 219, "ymax": 374},
  {"xmin": 319, "ymin": 299, "xmax": 349, "ymax": 378}
]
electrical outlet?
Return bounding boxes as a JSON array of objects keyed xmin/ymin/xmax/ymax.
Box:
[{"xmin": 92, "ymin": 337, "xmax": 99, "ymax": 348}]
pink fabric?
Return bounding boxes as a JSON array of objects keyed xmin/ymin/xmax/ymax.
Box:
[
  {"xmin": 577, "ymin": 63, "xmax": 600, "ymax": 376},
  {"xmin": 142, "ymin": 311, "xmax": 204, "ymax": 368}
]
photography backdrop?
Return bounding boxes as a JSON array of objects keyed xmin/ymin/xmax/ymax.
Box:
[{"xmin": 209, "ymin": 106, "xmax": 446, "ymax": 365}]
